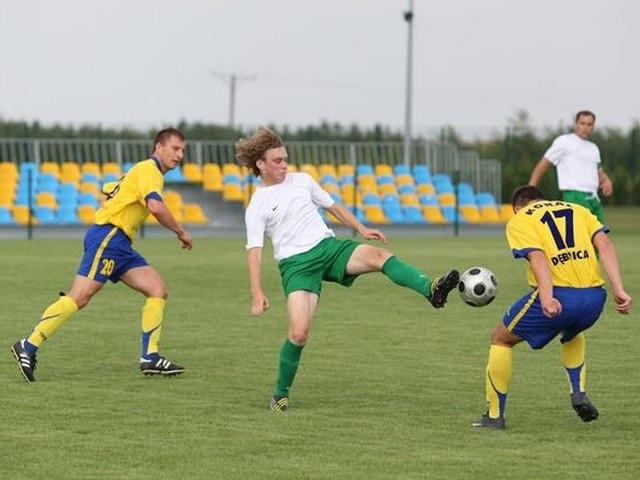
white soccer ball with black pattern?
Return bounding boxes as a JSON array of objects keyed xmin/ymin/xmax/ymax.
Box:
[{"xmin": 458, "ymin": 267, "xmax": 498, "ymax": 307}]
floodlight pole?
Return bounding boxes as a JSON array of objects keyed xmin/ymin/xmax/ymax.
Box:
[
  {"xmin": 402, "ymin": 0, "xmax": 414, "ymax": 167},
  {"xmin": 211, "ymin": 71, "xmax": 256, "ymax": 128}
]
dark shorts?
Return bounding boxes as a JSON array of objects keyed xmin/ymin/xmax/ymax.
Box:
[
  {"xmin": 502, "ymin": 287, "xmax": 607, "ymax": 349},
  {"xmin": 77, "ymin": 224, "xmax": 148, "ymax": 283},
  {"xmin": 278, "ymin": 237, "xmax": 361, "ymax": 296},
  {"xmin": 503, "ymin": 286, "xmax": 607, "ymax": 349}
]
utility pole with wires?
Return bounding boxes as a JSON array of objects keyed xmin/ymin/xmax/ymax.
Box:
[
  {"xmin": 211, "ymin": 71, "xmax": 256, "ymax": 128},
  {"xmin": 402, "ymin": 0, "xmax": 414, "ymax": 167}
]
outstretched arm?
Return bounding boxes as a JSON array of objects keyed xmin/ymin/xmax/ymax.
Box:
[
  {"xmin": 147, "ymin": 198, "xmax": 192, "ymax": 250},
  {"xmin": 247, "ymin": 247, "xmax": 270, "ymax": 316},
  {"xmin": 325, "ymin": 202, "xmax": 387, "ymax": 243},
  {"xmin": 593, "ymin": 232, "xmax": 632, "ymax": 314},
  {"xmin": 527, "ymin": 250, "xmax": 562, "ymax": 318},
  {"xmin": 528, "ymin": 158, "xmax": 553, "ymax": 186}
]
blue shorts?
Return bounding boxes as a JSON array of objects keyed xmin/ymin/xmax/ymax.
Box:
[
  {"xmin": 77, "ymin": 224, "xmax": 148, "ymax": 283},
  {"xmin": 503, "ymin": 286, "xmax": 607, "ymax": 349}
]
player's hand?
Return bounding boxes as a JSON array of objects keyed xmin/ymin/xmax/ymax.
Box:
[
  {"xmin": 600, "ymin": 178, "xmax": 613, "ymax": 197},
  {"xmin": 358, "ymin": 227, "xmax": 387, "ymax": 244},
  {"xmin": 614, "ymin": 290, "xmax": 632, "ymax": 315},
  {"xmin": 177, "ymin": 231, "xmax": 193, "ymax": 250},
  {"xmin": 251, "ymin": 294, "xmax": 270, "ymax": 316},
  {"xmin": 541, "ymin": 297, "xmax": 562, "ymax": 318}
]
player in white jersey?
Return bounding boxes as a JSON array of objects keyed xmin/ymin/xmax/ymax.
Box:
[
  {"xmin": 528, "ymin": 110, "xmax": 613, "ymax": 222},
  {"xmin": 238, "ymin": 127, "xmax": 459, "ymax": 413}
]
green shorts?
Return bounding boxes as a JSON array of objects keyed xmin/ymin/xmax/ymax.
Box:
[
  {"xmin": 278, "ymin": 237, "xmax": 361, "ymax": 296},
  {"xmin": 561, "ymin": 190, "xmax": 604, "ymax": 223}
]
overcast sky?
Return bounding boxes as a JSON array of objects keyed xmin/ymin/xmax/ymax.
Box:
[{"xmin": 2, "ymin": 0, "xmax": 639, "ymax": 138}]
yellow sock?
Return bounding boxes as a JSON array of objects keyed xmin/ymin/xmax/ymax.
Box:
[
  {"xmin": 485, "ymin": 345, "xmax": 513, "ymax": 419},
  {"xmin": 141, "ymin": 297, "xmax": 165, "ymax": 358},
  {"xmin": 562, "ymin": 333, "xmax": 586, "ymax": 394},
  {"xmin": 27, "ymin": 296, "xmax": 79, "ymax": 347}
]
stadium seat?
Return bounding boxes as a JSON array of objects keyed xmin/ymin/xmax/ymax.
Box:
[
  {"xmin": 412, "ymin": 165, "xmax": 432, "ymax": 184},
  {"xmin": 0, "ymin": 161, "xmax": 19, "ymax": 179},
  {"xmin": 78, "ymin": 205, "xmax": 96, "ymax": 224},
  {"xmin": 56, "ymin": 205, "xmax": 80, "ymax": 225},
  {"xmin": 12, "ymin": 205, "xmax": 35, "ymax": 225},
  {"xmin": 363, "ymin": 205, "xmax": 388, "ymax": 224},
  {"xmin": 40, "ymin": 161, "xmax": 60, "ymax": 179},
  {"xmin": 500, "ymin": 204, "xmax": 515, "ymax": 222},
  {"xmin": 183, "ymin": 163, "xmax": 203, "ymax": 183},
  {"xmin": 299, "ymin": 164, "xmax": 320, "ymax": 181},
  {"xmin": 102, "ymin": 162, "xmax": 122, "ymax": 177},
  {"xmin": 36, "ymin": 192, "xmax": 58, "ymax": 209},
  {"xmin": 122, "ymin": 161, "xmax": 135, "ymax": 173},
  {"xmin": 60, "ymin": 162, "xmax": 81, "ymax": 185},
  {"xmin": 81, "ymin": 162, "xmax": 101, "ymax": 178},
  {"xmin": 202, "ymin": 163, "xmax": 223, "ymax": 192},
  {"xmin": 403, "ymin": 206, "xmax": 427, "ymax": 224},
  {"xmin": 421, "ymin": 205, "xmax": 447, "ymax": 224},
  {"xmin": 183, "ymin": 203, "xmax": 209, "ymax": 225},
  {"xmin": 33, "ymin": 206, "xmax": 57, "ymax": 224},
  {"xmin": 459, "ymin": 205, "xmax": 482, "ymax": 224},
  {"xmin": 374, "ymin": 164, "xmax": 393, "ymax": 177},
  {"xmin": 0, "ymin": 206, "xmax": 14, "ymax": 224},
  {"xmin": 480, "ymin": 205, "xmax": 503, "ymax": 224}
]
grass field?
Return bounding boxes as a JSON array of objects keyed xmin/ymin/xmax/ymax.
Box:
[{"xmin": 1, "ymin": 207, "xmax": 638, "ymax": 480}]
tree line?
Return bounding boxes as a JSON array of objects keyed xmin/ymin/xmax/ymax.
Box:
[{"xmin": 1, "ymin": 113, "xmax": 638, "ymax": 205}]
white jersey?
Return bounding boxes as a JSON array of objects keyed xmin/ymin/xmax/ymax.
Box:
[
  {"xmin": 245, "ymin": 172, "xmax": 335, "ymax": 262},
  {"xmin": 543, "ymin": 133, "xmax": 602, "ymax": 194}
]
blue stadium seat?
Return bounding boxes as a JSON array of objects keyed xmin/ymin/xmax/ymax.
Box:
[
  {"xmin": 0, "ymin": 207, "xmax": 14, "ymax": 225},
  {"xmin": 412, "ymin": 165, "xmax": 432, "ymax": 184},
  {"xmin": 165, "ymin": 166, "xmax": 187, "ymax": 183},
  {"xmin": 356, "ymin": 164, "xmax": 374, "ymax": 176},
  {"xmin": 33, "ymin": 206, "xmax": 57, "ymax": 224},
  {"xmin": 393, "ymin": 164, "xmax": 411, "ymax": 176},
  {"xmin": 403, "ymin": 206, "xmax": 427, "ymax": 224},
  {"xmin": 77, "ymin": 193, "xmax": 99, "ymax": 208},
  {"xmin": 56, "ymin": 205, "xmax": 80, "ymax": 225}
]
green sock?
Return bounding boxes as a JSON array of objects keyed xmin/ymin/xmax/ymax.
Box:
[
  {"xmin": 275, "ymin": 339, "xmax": 304, "ymax": 398},
  {"xmin": 381, "ymin": 256, "xmax": 431, "ymax": 297}
]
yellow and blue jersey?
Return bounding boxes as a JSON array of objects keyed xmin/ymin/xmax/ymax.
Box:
[
  {"xmin": 506, "ymin": 200, "xmax": 608, "ymax": 288},
  {"xmin": 95, "ymin": 158, "xmax": 164, "ymax": 240}
]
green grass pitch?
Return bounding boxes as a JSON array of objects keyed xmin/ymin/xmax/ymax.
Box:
[{"xmin": 1, "ymin": 210, "xmax": 639, "ymax": 479}]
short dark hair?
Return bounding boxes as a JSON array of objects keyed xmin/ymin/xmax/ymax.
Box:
[
  {"xmin": 511, "ymin": 185, "xmax": 544, "ymax": 209},
  {"xmin": 153, "ymin": 127, "xmax": 186, "ymax": 148},
  {"xmin": 575, "ymin": 110, "xmax": 596, "ymax": 123}
]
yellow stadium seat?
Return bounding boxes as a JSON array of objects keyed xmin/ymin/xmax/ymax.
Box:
[
  {"xmin": 421, "ymin": 205, "xmax": 447, "ymax": 224},
  {"xmin": 322, "ymin": 182, "xmax": 340, "ymax": 196},
  {"xmin": 40, "ymin": 161, "xmax": 60, "ymax": 179},
  {"xmin": 417, "ymin": 183, "xmax": 436, "ymax": 195},
  {"xmin": 364, "ymin": 205, "xmax": 388, "ymax": 224},
  {"xmin": 78, "ymin": 205, "xmax": 96, "ymax": 224},
  {"xmin": 223, "ymin": 183, "xmax": 245, "ymax": 202},
  {"xmin": 80, "ymin": 183, "xmax": 100, "ymax": 196},
  {"xmin": 500, "ymin": 203, "xmax": 515, "ymax": 222},
  {"xmin": 60, "ymin": 162, "xmax": 82, "ymax": 185},
  {"xmin": 222, "ymin": 163, "xmax": 242, "ymax": 177},
  {"xmin": 102, "ymin": 162, "xmax": 122, "ymax": 177},
  {"xmin": 478, "ymin": 205, "xmax": 500, "ymax": 224},
  {"xmin": 379, "ymin": 183, "xmax": 398, "ymax": 196},
  {"xmin": 0, "ymin": 162, "xmax": 19, "ymax": 178},
  {"xmin": 337, "ymin": 164, "xmax": 354, "ymax": 177},
  {"xmin": 400, "ymin": 193, "xmax": 420, "ymax": 207},
  {"xmin": 164, "ymin": 190, "xmax": 183, "ymax": 210},
  {"xmin": 202, "ymin": 163, "xmax": 223, "ymax": 192},
  {"xmin": 318, "ymin": 163, "xmax": 337, "ymax": 178},
  {"xmin": 299, "ymin": 164, "xmax": 320, "ymax": 182},
  {"xmin": 183, "ymin": 163, "xmax": 203, "ymax": 183},
  {"xmin": 374, "ymin": 164, "xmax": 393, "ymax": 177},
  {"xmin": 36, "ymin": 192, "xmax": 58, "ymax": 209},
  {"xmin": 460, "ymin": 205, "xmax": 482, "ymax": 224},
  {"xmin": 183, "ymin": 203, "xmax": 209, "ymax": 225},
  {"xmin": 438, "ymin": 193, "xmax": 456, "ymax": 207},
  {"xmin": 341, "ymin": 185, "xmax": 356, "ymax": 206},
  {"xmin": 12, "ymin": 205, "xmax": 37, "ymax": 225},
  {"xmin": 287, "ymin": 164, "xmax": 298, "ymax": 173},
  {"xmin": 396, "ymin": 174, "xmax": 415, "ymax": 186},
  {"xmin": 81, "ymin": 162, "xmax": 101, "ymax": 176}
]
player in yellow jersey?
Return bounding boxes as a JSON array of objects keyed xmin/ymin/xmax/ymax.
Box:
[
  {"xmin": 11, "ymin": 127, "xmax": 193, "ymax": 382},
  {"xmin": 473, "ymin": 185, "xmax": 632, "ymax": 429}
]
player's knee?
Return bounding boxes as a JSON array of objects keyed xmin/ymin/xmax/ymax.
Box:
[
  {"xmin": 373, "ymin": 247, "xmax": 393, "ymax": 268},
  {"xmin": 289, "ymin": 330, "xmax": 309, "ymax": 346}
]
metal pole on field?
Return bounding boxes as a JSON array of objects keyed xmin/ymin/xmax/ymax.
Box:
[{"xmin": 402, "ymin": 0, "xmax": 414, "ymax": 167}]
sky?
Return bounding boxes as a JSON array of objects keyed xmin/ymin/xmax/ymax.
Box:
[{"xmin": 2, "ymin": 0, "xmax": 639, "ymax": 138}]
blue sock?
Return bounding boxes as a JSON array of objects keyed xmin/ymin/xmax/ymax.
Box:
[{"xmin": 24, "ymin": 339, "xmax": 38, "ymax": 356}]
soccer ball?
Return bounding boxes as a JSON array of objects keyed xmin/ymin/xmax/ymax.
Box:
[{"xmin": 458, "ymin": 267, "xmax": 498, "ymax": 307}]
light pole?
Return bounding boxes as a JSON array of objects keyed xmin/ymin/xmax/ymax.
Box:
[
  {"xmin": 211, "ymin": 71, "xmax": 256, "ymax": 128},
  {"xmin": 402, "ymin": 0, "xmax": 414, "ymax": 167}
]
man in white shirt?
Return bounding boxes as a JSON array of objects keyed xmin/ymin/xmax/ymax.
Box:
[
  {"xmin": 528, "ymin": 110, "xmax": 613, "ymax": 222},
  {"xmin": 237, "ymin": 127, "xmax": 459, "ymax": 413}
]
